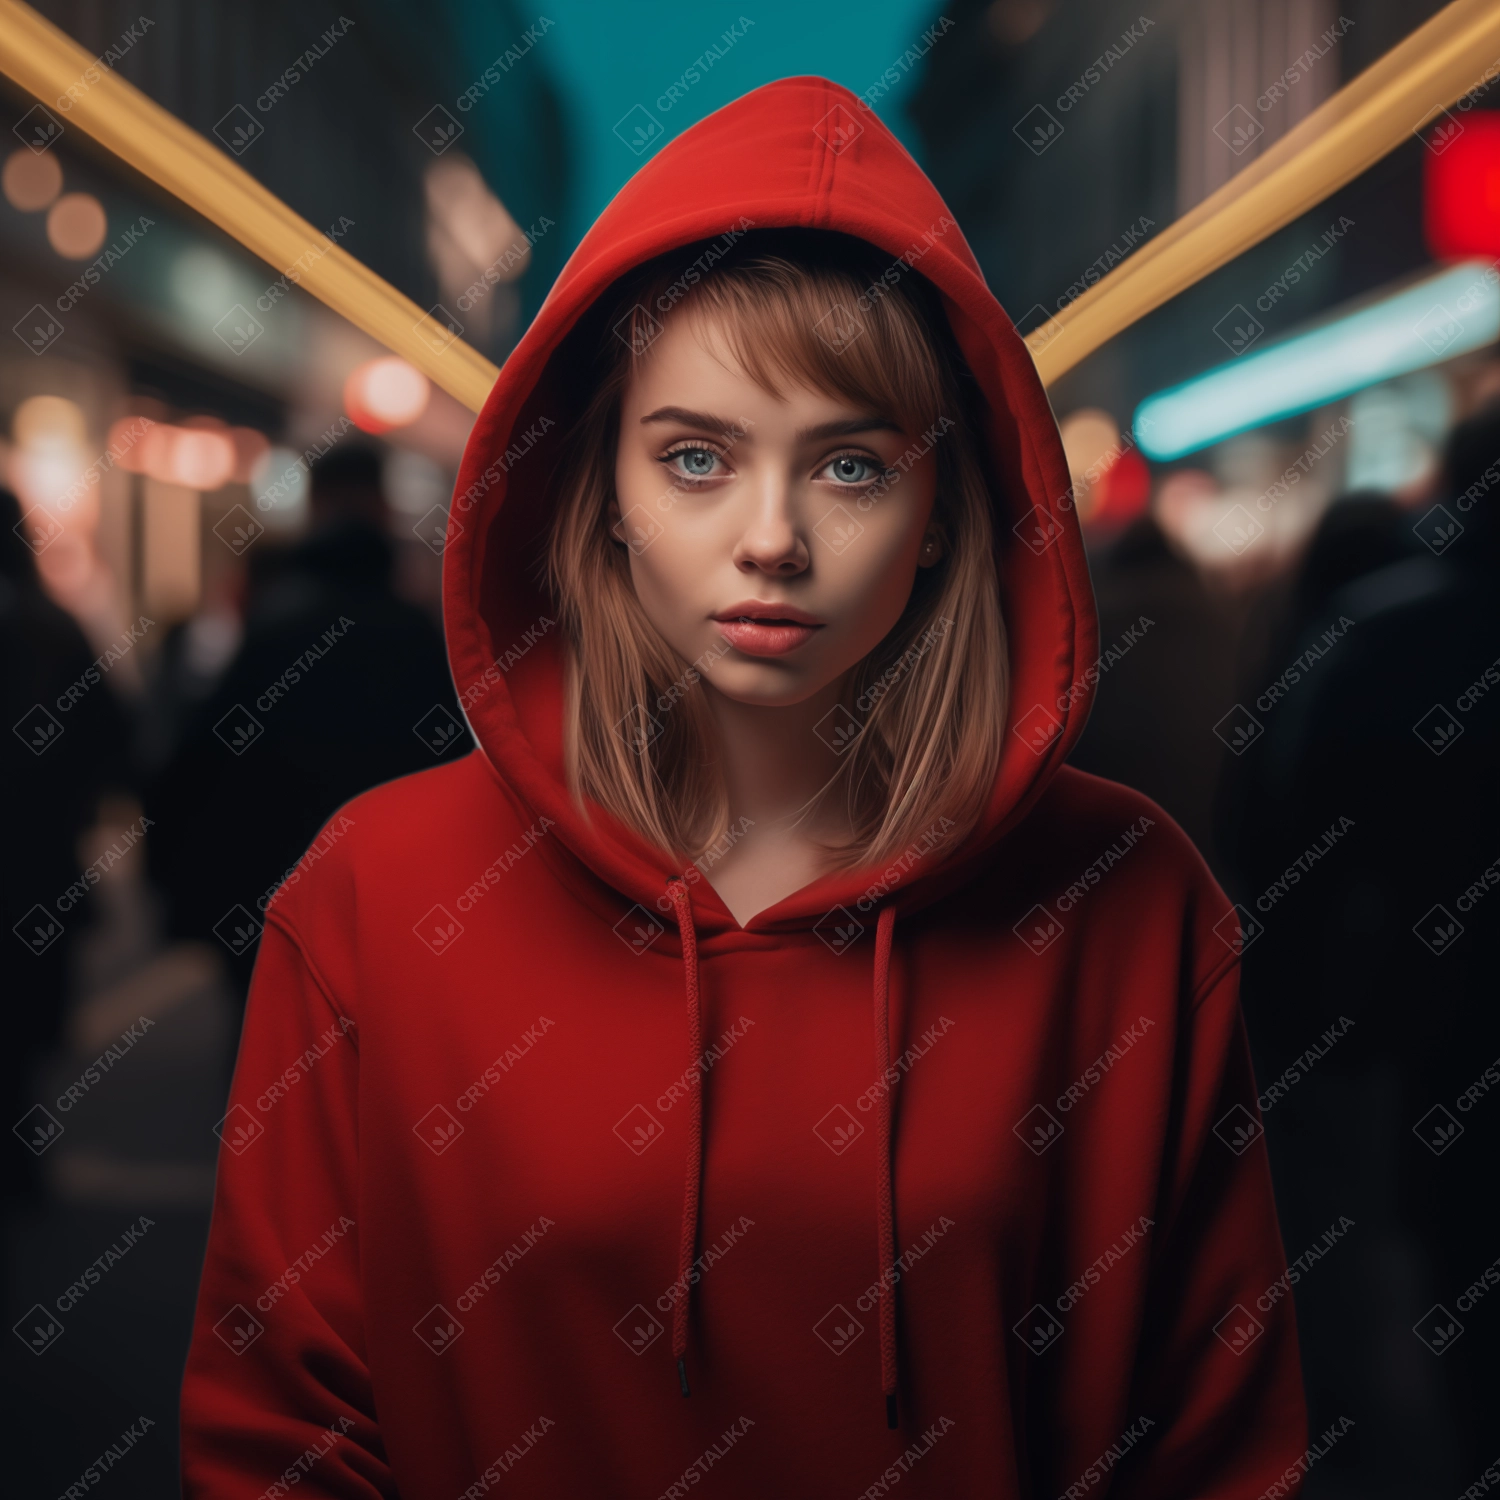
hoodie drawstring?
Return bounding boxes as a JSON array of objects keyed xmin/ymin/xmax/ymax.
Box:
[
  {"xmin": 665, "ymin": 877, "xmax": 704, "ymax": 1399},
  {"xmin": 664, "ymin": 876, "xmax": 902, "ymax": 1428},
  {"xmin": 872, "ymin": 901, "xmax": 899, "ymax": 1429}
]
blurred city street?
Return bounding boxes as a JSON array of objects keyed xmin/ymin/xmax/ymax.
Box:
[{"xmin": 5, "ymin": 0, "xmax": 1500, "ymax": 1493}]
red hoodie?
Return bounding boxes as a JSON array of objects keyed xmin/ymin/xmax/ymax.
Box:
[{"xmin": 181, "ymin": 75, "xmax": 1308, "ymax": 1499}]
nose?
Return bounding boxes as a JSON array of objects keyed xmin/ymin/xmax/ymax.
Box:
[{"xmin": 732, "ymin": 467, "xmax": 810, "ymax": 576}]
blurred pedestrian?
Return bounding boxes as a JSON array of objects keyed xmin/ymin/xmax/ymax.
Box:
[
  {"xmin": 0, "ymin": 488, "xmax": 131, "ymax": 1203},
  {"xmin": 142, "ymin": 444, "xmax": 468, "ymax": 1024}
]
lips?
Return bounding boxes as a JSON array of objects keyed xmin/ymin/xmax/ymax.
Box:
[{"xmin": 711, "ymin": 601, "xmax": 826, "ymax": 658}]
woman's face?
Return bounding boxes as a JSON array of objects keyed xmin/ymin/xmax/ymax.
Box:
[{"xmin": 610, "ymin": 304, "xmax": 942, "ymax": 708}]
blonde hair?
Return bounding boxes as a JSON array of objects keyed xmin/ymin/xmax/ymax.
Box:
[{"xmin": 544, "ymin": 229, "xmax": 1007, "ymax": 875}]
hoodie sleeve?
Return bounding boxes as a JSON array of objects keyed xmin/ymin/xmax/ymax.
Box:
[
  {"xmin": 180, "ymin": 911, "xmax": 396, "ymax": 1499},
  {"xmin": 1109, "ymin": 957, "xmax": 1310, "ymax": 1500}
]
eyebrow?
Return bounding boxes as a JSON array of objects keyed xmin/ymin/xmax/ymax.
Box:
[{"xmin": 638, "ymin": 406, "xmax": 902, "ymax": 442}]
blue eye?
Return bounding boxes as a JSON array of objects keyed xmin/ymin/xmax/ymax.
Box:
[
  {"xmin": 665, "ymin": 446, "xmax": 721, "ymax": 479},
  {"xmin": 824, "ymin": 454, "xmax": 882, "ymax": 485}
]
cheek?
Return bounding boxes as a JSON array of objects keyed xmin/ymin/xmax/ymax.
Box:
[
  {"xmin": 623, "ymin": 511, "xmax": 717, "ymax": 641},
  {"xmin": 821, "ymin": 506, "xmax": 925, "ymax": 637}
]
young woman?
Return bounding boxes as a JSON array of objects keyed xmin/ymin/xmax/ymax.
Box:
[{"xmin": 182, "ymin": 76, "xmax": 1308, "ymax": 1498}]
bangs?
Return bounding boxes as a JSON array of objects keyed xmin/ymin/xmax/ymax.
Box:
[{"xmin": 618, "ymin": 240, "xmax": 950, "ymax": 441}]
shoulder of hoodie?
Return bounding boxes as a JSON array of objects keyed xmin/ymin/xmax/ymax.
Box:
[
  {"xmin": 982, "ymin": 763, "xmax": 1239, "ymax": 1006},
  {"xmin": 260, "ymin": 746, "xmax": 522, "ymax": 950}
]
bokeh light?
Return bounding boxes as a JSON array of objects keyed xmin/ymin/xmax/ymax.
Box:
[
  {"xmin": 343, "ymin": 356, "xmax": 430, "ymax": 433},
  {"xmin": 46, "ymin": 192, "xmax": 108, "ymax": 259},
  {"xmin": 2, "ymin": 147, "xmax": 63, "ymax": 211},
  {"xmin": 250, "ymin": 445, "xmax": 310, "ymax": 529}
]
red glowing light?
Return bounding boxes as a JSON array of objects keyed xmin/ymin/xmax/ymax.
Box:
[
  {"xmin": 1091, "ymin": 447, "xmax": 1151, "ymax": 526},
  {"xmin": 1424, "ymin": 111, "xmax": 1500, "ymax": 258}
]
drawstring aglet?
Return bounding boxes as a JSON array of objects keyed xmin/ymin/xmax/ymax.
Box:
[
  {"xmin": 678, "ymin": 1356, "xmax": 691, "ymax": 1397},
  {"xmin": 885, "ymin": 1392, "xmax": 898, "ymax": 1428}
]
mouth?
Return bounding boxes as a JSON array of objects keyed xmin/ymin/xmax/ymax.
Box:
[{"xmin": 711, "ymin": 602, "xmax": 826, "ymax": 658}]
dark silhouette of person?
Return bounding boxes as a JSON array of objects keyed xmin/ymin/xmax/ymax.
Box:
[
  {"xmin": 1067, "ymin": 511, "xmax": 1241, "ymax": 876},
  {"xmin": 1, "ymin": 488, "xmax": 131, "ymax": 1203},
  {"xmin": 142, "ymin": 444, "xmax": 469, "ymax": 1023},
  {"xmin": 1216, "ymin": 413, "xmax": 1500, "ymax": 1484}
]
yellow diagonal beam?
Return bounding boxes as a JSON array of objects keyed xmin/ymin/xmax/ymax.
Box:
[
  {"xmin": 1029, "ymin": 0, "xmax": 1500, "ymax": 384},
  {"xmin": 0, "ymin": 0, "xmax": 500, "ymax": 412},
  {"xmin": 3, "ymin": 0, "xmax": 1498, "ymax": 400}
]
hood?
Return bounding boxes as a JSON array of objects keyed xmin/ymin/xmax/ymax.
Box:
[{"xmin": 443, "ymin": 74, "xmax": 1098, "ymax": 941}]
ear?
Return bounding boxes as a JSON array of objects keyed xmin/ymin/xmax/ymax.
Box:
[
  {"xmin": 606, "ymin": 493, "xmax": 626, "ymax": 545},
  {"xmin": 917, "ymin": 525, "xmax": 945, "ymax": 568}
]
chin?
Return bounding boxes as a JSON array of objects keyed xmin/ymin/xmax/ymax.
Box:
[{"xmin": 703, "ymin": 662, "xmax": 833, "ymax": 708}]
